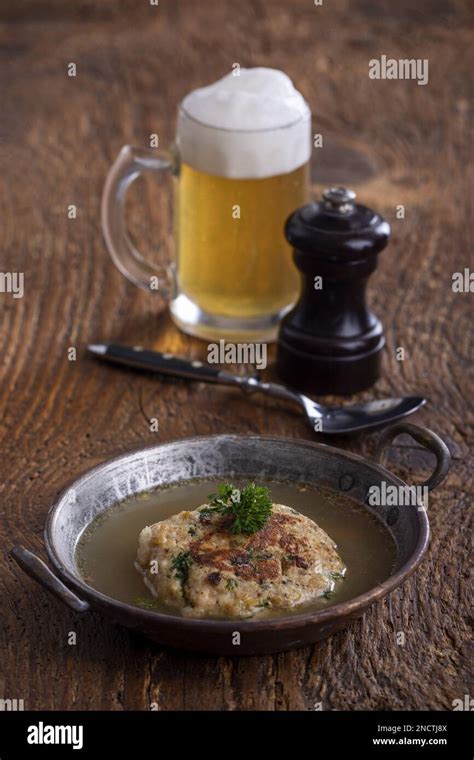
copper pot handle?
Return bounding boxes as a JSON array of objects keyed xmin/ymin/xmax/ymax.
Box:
[
  {"xmin": 374, "ymin": 422, "xmax": 451, "ymax": 491},
  {"xmin": 11, "ymin": 545, "xmax": 89, "ymax": 613}
]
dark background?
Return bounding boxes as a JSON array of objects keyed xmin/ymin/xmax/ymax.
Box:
[{"xmin": 0, "ymin": 0, "xmax": 472, "ymax": 710}]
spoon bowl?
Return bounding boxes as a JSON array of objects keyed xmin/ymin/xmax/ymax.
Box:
[{"xmin": 304, "ymin": 396, "xmax": 427, "ymax": 434}]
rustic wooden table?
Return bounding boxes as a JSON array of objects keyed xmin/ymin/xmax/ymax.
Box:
[{"xmin": 1, "ymin": 0, "xmax": 472, "ymax": 711}]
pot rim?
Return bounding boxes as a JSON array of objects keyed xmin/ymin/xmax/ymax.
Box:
[{"xmin": 44, "ymin": 433, "xmax": 430, "ymax": 632}]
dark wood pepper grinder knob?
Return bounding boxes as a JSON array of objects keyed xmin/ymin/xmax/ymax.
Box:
[{"xmin": 276, "ymin": 187, "xmax": 390, "ymax": 395}]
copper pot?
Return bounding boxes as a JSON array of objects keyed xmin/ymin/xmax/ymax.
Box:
[{"xmin": 12, "ymin": 423, "xmax": 450, "ymax": 655}]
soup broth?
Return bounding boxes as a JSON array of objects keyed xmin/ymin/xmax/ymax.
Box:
[{"xmin": 76, "ymin": 479, "xmax": 396, "ymax": 619}]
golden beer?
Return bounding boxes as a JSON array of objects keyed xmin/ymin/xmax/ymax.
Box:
[
  {"xmin": 175, "ymin": 162, "xmax": 308, "ymax": 319},
  {"xmin": 102, "ymin": 68, "xmax": 312, "ymax": 340}
]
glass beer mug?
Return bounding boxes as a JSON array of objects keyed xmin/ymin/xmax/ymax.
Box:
[{"xmin": 102, "ymin": 68, "xmax": 311, "ymax": 341}]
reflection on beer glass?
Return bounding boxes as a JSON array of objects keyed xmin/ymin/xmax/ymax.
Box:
[{"xmin": 102, "ymin": 68, "xmax": 311, "ymax": 341}]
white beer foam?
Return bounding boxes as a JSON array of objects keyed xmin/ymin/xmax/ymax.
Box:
[{"xmin": 177, "ymin": 68, "xmax": 311, "ymax": 179}]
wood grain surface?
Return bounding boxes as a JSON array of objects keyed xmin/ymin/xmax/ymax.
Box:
[{"xmin": 0, "ymin": 0, "xmax": 472, "ymax": 711}]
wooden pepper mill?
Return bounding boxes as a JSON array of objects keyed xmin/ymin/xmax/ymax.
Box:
[{"xmin": 276, "ymin": 187, "xmax": 390, "ymax": 395}]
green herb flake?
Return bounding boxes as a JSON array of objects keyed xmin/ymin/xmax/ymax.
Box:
[
  {"xmin": 134, "ymin": 596, "xmax": 160, "ymax": 611},
  {"xmin": 330, "ymin": 571, "xmax": 345, "ymax": 581},
  {"xmin": 205, "ymin": 482, "xmax": 273, "ymax": 534},
  {"xmin": 225, "ymin": 578, "xmax": 237, "ymax": 591},
  {"xmin": 171, "ymin": 550, "xmax": 192, "ymax": 588}
]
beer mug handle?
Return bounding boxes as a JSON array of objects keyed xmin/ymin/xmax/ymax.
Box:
[{"xmin": 101, "ymin": 145, "xmax": 177, "ymax": 299}]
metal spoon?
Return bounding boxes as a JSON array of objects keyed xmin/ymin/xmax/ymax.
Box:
[{"xmin": 87, "ymin": 343, "xmax": 426, "ymax": 434}]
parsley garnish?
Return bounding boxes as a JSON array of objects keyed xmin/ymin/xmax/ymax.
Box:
[{"xmin": 201, "ymin": 482, "xmax": 273, "ymax": 534}]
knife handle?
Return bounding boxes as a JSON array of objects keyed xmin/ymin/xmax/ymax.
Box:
[{"xmin": 102, "ymin": 344, "xmax": 238, "ymax": 384}]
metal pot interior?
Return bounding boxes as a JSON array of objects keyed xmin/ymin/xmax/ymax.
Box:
[{"xmin": 47, "ymin": 436, "xmax": 425, "ymax": 586}]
